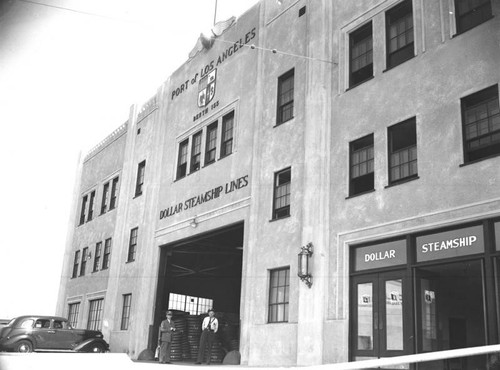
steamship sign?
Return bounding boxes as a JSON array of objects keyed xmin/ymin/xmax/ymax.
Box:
[{"xmin": 198, "ymin": 69, "xmax": 217, "ymax": 107}]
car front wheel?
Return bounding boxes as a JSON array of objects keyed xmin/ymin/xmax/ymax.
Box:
[
  {"xmin": 88, "ymin": 344, "xmax": 105, "ymax": 353},
  {"xmin": 15, "ymin": 340, "xmax": 33, "ymax": 353}
]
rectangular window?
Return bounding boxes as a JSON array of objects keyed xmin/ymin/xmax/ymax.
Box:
[
  {"xmin": 87, "ymin": 298, "xmax": 104, "ymax": 331},
  {"xmin": 190, "ymin": 131, "xmax": 202, "ymax": 173},
  {"xmin": 386, "ymin": 0, "xmax": 414, "ymax": 69},
  {"xmin": 72, "ymin": 250, "xmax": 80, "ymax": 279},
  {"xmin": 168, "ymin": 293, "xmax": 213, "ymax": 315},
  {"xmin": 80, "ymin": 247, "xmax": 88, "ymax": 276},
  {"xmin": 388, "ymin": 117, "xmax": 418, "ymax": 184},
  {"xmin": 109, "ymin": 177, "xmax": 119, "ymax": 210},
  {"xmin": 221, "ymin": 111, "xmax": 234, "ymax": 158},
  {"xmin": 277, "ymin": 69, "xmax": 294, "ymax": 125},
  {"xmin": 205, "ymin": 122, "xmax": 218, "ymax": 165},
  {"xmin": 350, "ymin": 134, "xmax": 374, "ymax": 196},
  {"xmin": 68, "ymin": 302, "xmax": 80, "ymax": 328},
  {"xmin": 177, "ymin": 139, "xmax": 189, "ymax": 179},
  {"xmin": 102, "ymin": 238, "xmax": 112, "ymax": 270},
  {"xmin": 273, "ymin": 168, "xmax": 291, "ymax": 219},
  {"xmin": 100, "ymin": 182, "xmax": 110, "ymax": 214},
  {"xmin": 268, "ymin": 268, "xmax": 290, "ymax": 323},
  {"xmin": 462, "ymin": 85, "xmax": 500, "ymax": 163},
  {"xmin": 87, "ymin": 191, "xmax": 96, "ymax": 221},
  {"xmin": 79, "ymin": 195, "xmax": 88, "ymax": 225},
  {"xmin": 121, "ymin": 294, "xmax": 132, "ymax": 330},
  {"xmin": 455, "ymin": 0, "xmax": 492, "ymax": 34},
  {"xmin": 127, "ymin": 228, "xmax": 138, "ymax": 263},
  {"xmin": 350, "ymin": 22, "xmax": 373, "ymax": 87},
  {"xmin": 135, "ymin": 161, "xmax": 146, "ymax": 197},
  {"xmin": 93, "ymin": 242, "xmax": 102, "ymax": 272}
]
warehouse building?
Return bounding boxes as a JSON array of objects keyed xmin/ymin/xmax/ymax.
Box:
[{"xmin": 57, "ymin": 0, "xmax": 500, "ymax": 367}]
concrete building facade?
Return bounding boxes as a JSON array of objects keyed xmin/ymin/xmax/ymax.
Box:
[{"xmin": 57, "ymin": 0, "xmax": 500, "ymax": 367}]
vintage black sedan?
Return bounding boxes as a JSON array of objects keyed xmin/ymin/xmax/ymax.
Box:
[{"xmin": 0, "ymin": 315, "xmax": 109, "ymax": 353}]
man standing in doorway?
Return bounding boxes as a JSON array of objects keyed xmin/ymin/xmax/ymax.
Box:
[
  {"xmin": 195, "ymin": 309, "xmax": 218, "ymax": 365},
  {"xmin": 158, "ymin": 311, "xmax": 176, "ymax": 364}
]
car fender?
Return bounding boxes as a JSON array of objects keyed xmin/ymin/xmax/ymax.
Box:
[
  {"xmin": 73, "ymin": 338, "xmax": 109, "ymax": 352},
  {"xmin": 0, "ymin": 335, "xmax": 35, "ymax": 351}
]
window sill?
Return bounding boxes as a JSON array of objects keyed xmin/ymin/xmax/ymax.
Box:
[
  {"xmin": 203, "ymin": 161, "xmax": 216, "ymax": 169},
  {"xmin": 460, "ymin": 152, "xmax": 500, "ymax": 167},
  {"xmin": 452, "ymin": 15, "xmax": 495, "ymax": 38},
  {"xmin": 384, "ymin": 175, "xmax": 419, "ymax": 189},
  {"xmin": 269, "ymin": 215, "xmax": 291, "ymax": 222},
  {"xmin": 133, "ymin": 194, "xmax": 143, "ymax": 199},
  {"xmin": 219, "ymin": 152, "xmax": 233, "ymax": 160},
  {"xmin": 274, "ymin": 117, "xmax": 294, "ymax": 128},
  {"xmin": 382, "ymin": 54, "xmax": 416, "ymax": 73},
  {"xmin": 125, "ymin": 260, "xmax": 135, "ymax": 264},
  {"xmin": 345, "ymin": 75, "xmax": 375, "ymax": 92},
  {"xmin": 345, "ymin": 188, "xmax": 376, "ymax": 200}
]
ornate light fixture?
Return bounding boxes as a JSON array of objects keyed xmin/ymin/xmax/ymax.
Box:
[{"xmin": 298, "ymin": 242, "xmax": 313, "ymax": 288}]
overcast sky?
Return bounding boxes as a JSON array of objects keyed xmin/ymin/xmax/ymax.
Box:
[{"xmin": 0, "ymin": 0, "xmax": 258, "ymax": 320}]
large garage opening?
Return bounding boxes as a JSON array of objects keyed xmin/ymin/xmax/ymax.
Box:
[{"xmin": 153, "ymin": 222, "xmax": 244, "ymax": 364}]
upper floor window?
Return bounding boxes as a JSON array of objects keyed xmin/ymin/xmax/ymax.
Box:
[
  {"xmin": 350, "ymin": 134, "xmax": 374, "ymax": 196},
  {"xmin": 273, "ymin": 168, "xmax": 291, "ymax": 220},
  {"xmin": 80, "ymin": 247, "xmax": 88, "ymax": 276},
  {"xmin": 102, "ymin": 238, "xmax": 112, "ymax": 270},
  {"xmin": 277, "ymin": 69, "xmax": 294, "ymax": 125},
  {"xmin": 127, "ymin": 228, "xmax": 138, "ymax": 263},
  {"xmin": 87, "ymin": 191, "xmax": 96, "ymax": 221},
  {"xmin": 268, "ymin": 267, "xmax": 290, "ymax": 323},
  {"xmin": 100, "ymin": 183, "xmax": 110, "ymax": 214},
  {"xmin": 205, "ymin": 122, "xmax": 218, "ymax": 165},
  {"xmin": 120, "ymin": 294, "xmax": 132, "ymax": 330},
  {"xmin": 455, "ymin": 0, "xmax": 492, "ymax": 34},
  {"xmin": 350, "ymin": 22, "xmax": 373, "ymax": 87},
  {"xmin": 79, "ymin": 195, "xmax": 88, "ymax": 226},
  {"xmin": 68, "ymin": 302, "xmax": 80, "ymax": 328},
  {"xmin": 386, "ymin": 0, "xmax": 414, "ymax": 69},
  {"xmin": 93, "ymin": 242, "xmax": 102, "ymax": 272},
  {"xmin": 190, "ymin": 131, "xmax": 202, "ymax": 173},
  {"xmin": 388, "ymin": 117, "xmax": 418, "ymax": 184},
  {"xmin": 109, "ymin": 177, "xmax": 119, "ymax": 210},
  {"xmin": 221, "ymin": 111, "xmax": 234, "ymax": 158},
  {"xmin": 462, "ymin": 84, "xmax": 500, "ymax": 163},
  {"xmin": 72, "ymin": 250, "xmax": 80, "ymax": 279},
  {"xmin": 135, "ymin": 161, "xmax": 146, "ymax": 197},
  {"xmin": 176, "ymin": 139, "xmax": 189, "ymax": 180}
]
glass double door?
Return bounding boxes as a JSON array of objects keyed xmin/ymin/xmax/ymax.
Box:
[{"xmin": 352, "ymin": 271, "xmax": 410, "ymax": 362}]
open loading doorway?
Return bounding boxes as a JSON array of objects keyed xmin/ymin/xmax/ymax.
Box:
[{"xmin": 153, "ymin": 222, "xmax": 244, "ymax": 363}]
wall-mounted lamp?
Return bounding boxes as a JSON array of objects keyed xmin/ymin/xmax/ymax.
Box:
[
  {"xmin": 189, "ymin": 218, "xmax": 198, "ymax": 228},
  {"xmin": 298, "ymin": 242, "xmax": 313, "ymax": 288},
  {"xmin": 87, "ymin": 252, "xmax": 92, "ymax": 260}
]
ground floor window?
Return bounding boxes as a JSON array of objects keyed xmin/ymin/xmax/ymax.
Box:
[
  {"xmin": 168, "ymin": 293, "xmax": 213, "ymax": 315},
  {"xmin": 68, "ymin": 302, "xmax": 80, "ymax": 328},
  {"xmin": 87, "ymin": 298, "xmax": 104, "ymax": 331}
]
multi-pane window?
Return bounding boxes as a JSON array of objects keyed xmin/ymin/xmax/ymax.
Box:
[
  {"xmin": 102, "ymin": 238, "xmax": 112, "ymax": 270},
  {"xmin": 221, "ymin": 111, "xmax": 234, "ymax": 158},
  {"xmin": 388, "ymin": 118, "xmax": 418, "ymax": 184},
  {"xmin": 87, "ymin": 191, "xmax": 96, "ymax": 221},
  {"xmin": 177, "ymin": 139, "xmax": 189, "ymax": 179},
  {"xmin": 87, "ymin": 298, "xmax": 104, "ymax": 331},
  {"xmin": 350, "ymin": 134, "xmax": 374, "ymax": 196},
  {"xmin": 277, "ymin": 69, "xmax": 294, "ymax": 125},
  {"xmin": 190, "ymin": 131, "xmax": 202, "ymax": 173},
  {"xmin": 68, "ymin": 302, "xmax": 80, "ymax": 328},
  {"xmin": 100, "ymin": 183, "xmax": 110, "ymax": 214},
  {"xmin": 462, "ymin": 85, "xmax": 500, "ymax": 163},
  {"xmin": 168, "ymin": 293, "xmax": 213, "ymax": 315},
  {"xmin": 350, "ymin": 22, "xmax": 373, "ymax": 87},
  {"xmin": 135, "ymin": 161, "xmax": 146, "ymax": 197},
  {"xmin": 386, "ymin": 0, "xmax": 414, "ymax": 69},
  {"xmin": 72, "ymin": 250, "xmax": 80, "ymax": 279},
  {"xmin": 273, "ymin": 168, "xmax": 291, "ymax": 220},
  {"xmin": 121, "ymin": 294, "xmax": 132, "ymax": 330},
  {"xmin": 79, "ymin": 195, "xmax": 88, "ymax": 225},
  {"xmin": 455, "ymin": 0, "xmax": 492, "ymax": 34},
  {"xmin": 93, "ymin": 242, "xmax": 102, "ymax": 272},
  {"xmin": 268, "ymin": 268, "xmax": 290, "ymax": 323},
  {"xmin": 205, "ymin": 122, "xmax": 218, "ymax": 165},
  {"xmin": 127, "ymin": 228, "xmax": 138, "ymax": 263},
  {"xmin": 109, "ymin": 177, "xmax": 119, "ymax": 210},
  {"xmin": 80, "ymin": 247, "xmax": 88, "ymax": 276}
]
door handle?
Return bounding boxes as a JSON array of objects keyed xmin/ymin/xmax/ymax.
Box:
[
  {"xmin": 47, "ymin": 330, "xmax": 55, "ymax": 334},
  {"xmin": 374, "ymin": 312, "xmax": 378, "ymax": 330}
]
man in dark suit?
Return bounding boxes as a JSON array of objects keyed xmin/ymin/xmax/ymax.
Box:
[{"xmin": 158, "ymin": 311, "xmax": 176, "ymax": 364}]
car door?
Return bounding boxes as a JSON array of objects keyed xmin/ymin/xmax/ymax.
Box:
[
  {"xmin": 32, "ymin": 318, "xmax": 54, "ymax": 350},
  {"xmin": 50, "ymin": 320, "xmax": 78, "ymax": 350}
]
